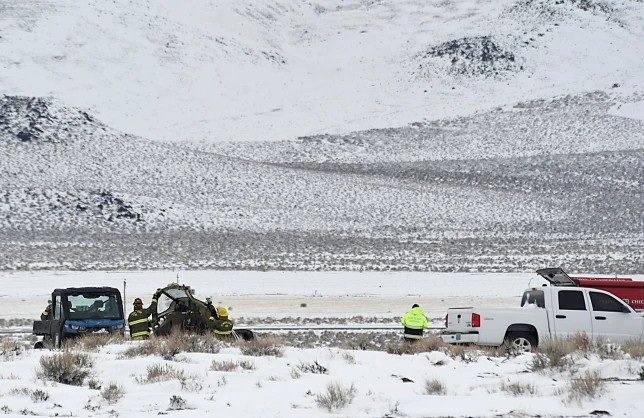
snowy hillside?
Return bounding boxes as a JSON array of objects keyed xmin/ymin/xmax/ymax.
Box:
[
  {"xmin": 1, "ymin": 0, "xmax": 643, "ymax": 143},
  {"xmin": 1, "ymin": 0, "xmax": 643, "ymax": 271}
]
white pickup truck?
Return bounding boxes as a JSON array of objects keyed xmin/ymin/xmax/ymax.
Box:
[{"xmin": 441, "ymin": 268, "xmax": 644, "ymax": 352}]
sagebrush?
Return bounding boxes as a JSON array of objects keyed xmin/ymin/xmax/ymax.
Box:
[
  {"xmin": 501, "ymin": 381, "xmax": 537, "ymax": 396},
  {"xmin": 38, "ymin": 351, "xmax": 94, "ymax": 386},
  {"xmin": 210, "ymin": 359, "xmax": 256, "ymax": 372},
  {"xmin": 239, "ymin": 337, "xmax": 284, "ymax": 357},
  {"xmin": 138, "ymin": 363, "xmax": 196, "ymax": 384},
  {"xmin": 386, "ymin": 335, "xmax": 444, "ymax": 355},
  {"xmin": 298, "ymin": 360, "xmax": 328, "ymax": 374},
  {"xmin": 424, "ymin": 378, "xmax": 447, "ymax": 395},
  {"xmin": 568, "ymin": 370, "xmax": 605, "ymax": 402},
  {"xmin": 101, "ymin": 382, "xmax": 125, "ymax": 404},
  {"xmin": 169, "ymin": 395, "xmax": 187, "ymax": 410},
  {"xmin": 530, "ymin": 338, "xmax": 576, "ymax": 372},
  {"xmin": 121, "ymin": 333, "xmax": 223, "ymax": 359},
  {"xmin": 315, "ymin": 382, "xmax": 357, "ymax": 412}
]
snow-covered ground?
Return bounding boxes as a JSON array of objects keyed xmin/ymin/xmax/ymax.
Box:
[{"xmin": 1, "ymin": 271, "xmax": 643, "ymax": 417}]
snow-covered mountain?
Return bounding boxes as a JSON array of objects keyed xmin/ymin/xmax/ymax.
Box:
[{"xmin": 1, "ymin": 0, "xmax": 643, "ymax": 272}]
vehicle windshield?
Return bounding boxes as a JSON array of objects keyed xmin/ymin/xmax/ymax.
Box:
[
  {"xmin": 67, "ymin": 293, "xmax": 121, "ymax": 320},
  {"xmin": 157, "ymin": 288, "xmax": 190, "ymax": 315},
  {"xmin": 521, "ymin": 290, "xmax": 545, "ymax": 308}
]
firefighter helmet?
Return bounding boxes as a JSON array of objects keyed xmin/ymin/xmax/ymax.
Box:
[
  {"xmin": 133, "ymin": 297, "xmax": 143, "ymax": 306},
  {"xmin": 216, "ymin": 306, "xmax": 228, "ymax": 318}
]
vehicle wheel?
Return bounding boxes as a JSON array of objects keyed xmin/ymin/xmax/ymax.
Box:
[
  {"xmin": 34, "ymin": 341, "xmax": 44, "ymax": 349},
  {"xmin": 504, "ymin": 332, "xmax": 537, "ymax": 353}
]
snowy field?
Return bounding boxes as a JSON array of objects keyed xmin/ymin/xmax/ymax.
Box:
[{"xmin": 1, "ymin": 271, "xmax": 643, "ymax": 417}]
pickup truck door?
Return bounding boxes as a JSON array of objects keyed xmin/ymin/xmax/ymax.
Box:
[
  {"xmin": 588, "ymin": 291, "xmax": 644, "ymax": 342},
  {"xmin": 551, "ymin": 289, "xmax": 593, "ymax": 338}
]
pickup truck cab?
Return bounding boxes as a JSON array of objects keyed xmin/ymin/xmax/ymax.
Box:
[{"xmin": 441, "ymin": 269, "xmax": 644, "ymax": 352}]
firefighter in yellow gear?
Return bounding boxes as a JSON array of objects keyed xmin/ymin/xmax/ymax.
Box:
[
  {"xmin": 209, "ymin": 306, "xmax": 234, "ymax": 338},
  {"xmin": 401, "ymin": 303, "xmax": 428, "ymax": 341},
  {"xmin": 128, "ymin": 293, "xmax": 159, "ymax": 340}
]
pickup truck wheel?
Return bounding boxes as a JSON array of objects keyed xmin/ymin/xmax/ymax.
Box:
[{"xmin": 505, "ymin": 332, "xmax": 537, "ymax": 353}]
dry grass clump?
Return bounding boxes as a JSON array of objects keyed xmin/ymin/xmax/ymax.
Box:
[
  {"xmin": 37, "ymin": 350, "xmax": 94, "ymax": 386},
  {"xmin": 500, "ymin": 381, "xmax": 537, "ymax": 396},
  {"xmin": 423, "ymin": 378, "xmax": 447, "ymax": 395},
  {"xmin": 341, "ymin": 351, "xmax": 355, "ymax": 364},
  {"xmin": 169, "ymin": 395, "xmax": 187, "ymax": 410},
  {"xmin": 530, "ymin": 338, "xmax": 576, "ymax": 372},
  {"xmin": 74, "ymin": 333, "xmax": 126, "ymax": 351},
  {"xmin": 619, "ymin": 339, "xmax": 644, "ymax": 360},
  {"xmin": 101, "ymin": 382, "xmax": 125, "ymax": 404},
  {"xmin": 555, "ymin": 334, "xmax": 623, "ymax": 360},
  {"xmin": 481, "ymin": 342, "xmax": 521, "ymax": 358},
  {"xmin": 443, "ymin": 343, "xmax": 479, "ymax": 363},
  {"xmin": 0, "ymin": 338, "xmax": 25, "ymax": 360},
  {"xmin": 210, "ymin": 359, "xmax": 238, "ymax": 372},
  {"xmin": 530, "ymin": 334, "xmax": 630, "ymax": 371},
  {"xmin": 386, "ymin": 335, "xmax": 445, "ymax": 355},
  {"xmin": 166, "ymin": 333, "xmax": 225, "ymax": 354},
  {"xmin": 315, "ymin": 382, "xmax": 357, "ymax": 412},
  {"xmin": 87, "ymin": 377, "xmax": 102, "ymax": 390},
  {"xmin": 120, "ymin": 334, "xmax": 224, "ymax": 359},
  {"xmin": 297, "ymin": 360, "xmax": 328, "ymax": 374},
  {"xmin": 570, "ymin": 333, "xmax": 593, "ymax": 352},
  {"xmin": 567, "ymin": 370, "xmax": 605, "ymax": 402},
  {"xmin": 210, "ymin": 359, "xmax": 256, "ymax": 372},
  {"xmin": 237, "ymin": 359, "xmax": 256, "ymax": 370},
  {"xmin": 8, "ymin": 388, "xmax": 49, "ymax": 402},
  {"xmin": 180, "ymin": 377, "xmax": 204, "ymax": 392},
  {"xmin": 592, "ymin": 337, "xmax": 622, "ymax": 360},
  {"xmin": 238, "ymin": 336, "xmax": 284, "ymax": 357},
  {"xmin": 120, "ymin": 338, "xmax": 162, "ymax": 358},
  {"xmin": 443, "ymin": 343, "xmax": 466, "ymax": 359},
  {"xmin": 342, "ymin": 333, "xmax": 375, "ymax": 351},
  {"xmin": 421, "ymin": 334, "xmax": 445, "ymax": 351},
  {"xmin": 138, "ymin": 363, "xmax": 194, "ymax": 384},
  {"xmin": 290, "ymin": 368, "xmax": 302, "ymax": 379}
]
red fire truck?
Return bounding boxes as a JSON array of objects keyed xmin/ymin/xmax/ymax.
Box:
[{"xmin": 537, "ymin": 268, "xmax": 644, "ymax": 312}]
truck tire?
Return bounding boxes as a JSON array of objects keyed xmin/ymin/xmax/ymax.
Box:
[{"xmin": 504, "ymin": 332, "xmax": 537, "ymax": 353}]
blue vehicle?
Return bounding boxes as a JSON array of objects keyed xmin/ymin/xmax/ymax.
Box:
[{"xmin": 33, "ymin": 287, "xmax": 125, "ymax": 348}]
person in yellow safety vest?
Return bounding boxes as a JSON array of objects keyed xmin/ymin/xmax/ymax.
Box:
[
  {"xmin": 209, "ymin": 306, "xmax": 234, "ymax": 338},
  {"xmin": 40, "ymin": 300, "xmax": 52, "ymax": 320},
  {"xmin": 401, "ymin": 303, "xmax": 428, "ymax": 341},
  {"xmin": 128, "ymin": 293, "xmax": 159, "ymax": 340}
]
